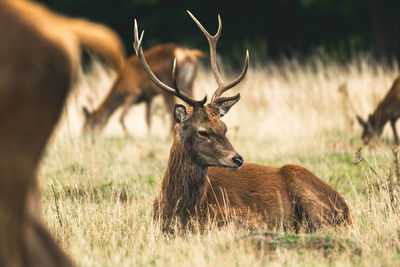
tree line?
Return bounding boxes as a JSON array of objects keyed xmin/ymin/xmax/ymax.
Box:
[{"xmin": 38, "ymin": 0, "xmax": 400, "ymax": 64}]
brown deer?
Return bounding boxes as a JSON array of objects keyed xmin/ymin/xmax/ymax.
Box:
[
  {"xmin": 134, "ymin": 12, "xmax": 352, "ymax": 233},
  {"xmin": 357, "ymin": 75, "xmax": 400, "ymax": 145},
  {"xmin": 0, "ymin": 0, "xmax": 124, "ymax": 266},
  {"xmin": 82, "ymin": 43, "xmax": 205, "ymax": 134}
]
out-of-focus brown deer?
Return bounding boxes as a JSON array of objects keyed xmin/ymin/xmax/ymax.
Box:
[
  {"xmin": 134, "ymin": 12, "xmax": 352, "ymax": 233},
  {"xmin": 82, "ymin": 43, "xmax": 205, "ymax": 134},
  {"xmin": 357, "ymin": 75, "xmax": 400, "ymax": 145},
  {"xmin": 0, "ymin": 0, "xmax": 124, "ymax": 266}
]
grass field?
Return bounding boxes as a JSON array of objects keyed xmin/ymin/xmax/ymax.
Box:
[{"xmin": 39, "ymin": 56, "xmax": 400, "ymax": 266}]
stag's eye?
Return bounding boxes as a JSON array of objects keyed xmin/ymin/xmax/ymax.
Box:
[{"xmin": 198, "ymin": 130, "xmax": 209, "ymax": 138}]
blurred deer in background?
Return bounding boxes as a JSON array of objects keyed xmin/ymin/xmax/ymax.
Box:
[
  {"xmin": 0, "ymin": 0, "xmax": 124, "ymax": 266},
  {"xmin": 134, "ymin": 11, "xmax": 352, "ymax": 233},
  {"xmin": 357, "ymin": 75, "xmax": 400, "ymax": 145},
  {"xmin": 82, "ymin": 43, "xmax": 205, "ymax": 134}
]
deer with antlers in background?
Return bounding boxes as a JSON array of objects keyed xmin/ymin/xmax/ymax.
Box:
[
  {"xmin": 82, "ymin": 43, "xmax": 205, "ymax": 134},
  {"xmin": 357, "ymin": 75, "xmax": 400, "ymax": 145},
  {"xmin": 0, "ymin": 0, "xmax": 124, "ymax": 266},
  {"xmin": 134, "ymin": 12, "xmax": 352, "ymax": 232}
]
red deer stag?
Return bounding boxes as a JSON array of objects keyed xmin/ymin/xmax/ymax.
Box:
[
  {"xmin": 134, "ymin": 12, "xmax": 352, "ymax": 232},
  {"xmin": 82, "ymin": 43, "xmax": 205, "ymax": 134},
  {"xmin": 0, "ymin": 0, "xmax": 124, "ymax": 266},
  {"xmin": 357, "ymin": 75, "xmax": 400, "ymax": 145}
]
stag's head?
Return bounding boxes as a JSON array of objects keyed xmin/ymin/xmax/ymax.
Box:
[
  {"xmin": 356, "ymin": 115, "xmax": 378, "ymax": 145},
  {"xmin": 133, "ymin": 11, "xmax": 248, "ymax": 170}
]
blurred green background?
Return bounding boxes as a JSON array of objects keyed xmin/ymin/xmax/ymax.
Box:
[{"xmin": 37, "ymin": 0, "xmax": 400, "ymax": 65}]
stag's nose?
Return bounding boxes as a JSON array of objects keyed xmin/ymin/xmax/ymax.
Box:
[{"xmin": 232, "ymin": 155, "xmax": 244, "ymax": 167}]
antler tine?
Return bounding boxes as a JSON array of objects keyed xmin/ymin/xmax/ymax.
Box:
[
  {"xmin": 212, "ymin": 50, "xmax": 249, "ymax": 102},
  {"xmin": 187, "ymin": 11, "xmax": 224, "ymax": 87},
  {"xmin": 133, "ymin": 19, "xmax": 206, "ymax": 107},
  {"xmin": 187, "ymin": 11, "xmax": 222, "ymax": 41},
  {"xmin": 187, "ymin": 11, "xmax": 249, "ymax": 104},
  {"xmin": 171, "ymin": 59, "xmax": 207, "ymax": 106}
]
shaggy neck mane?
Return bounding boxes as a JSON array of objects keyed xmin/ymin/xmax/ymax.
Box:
[{"xmin": 156, "ymin": 129, "xmax": 208, "ymax": 228}]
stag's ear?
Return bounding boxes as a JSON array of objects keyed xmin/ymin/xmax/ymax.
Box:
[
  {"xmin": 356, "ymin": 115, "xmax": 367, "ymax": 128},
  {"xmin": 174, "ymin": 104, "xmax": 188, "ymax": 123},
  {"xmin": 214, "ymin": 94, "xmax": 241, "ymax": 117},
  {"xmin": 82, "ymin": 106, "xmax": 91, "ymax": 120}
]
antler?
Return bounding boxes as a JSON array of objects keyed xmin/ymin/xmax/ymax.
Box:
[
  {"xmin": 187, "ymin": 11, "xmax": 249, "ymax": 104},
  {"xmin": 133, "ymin": 19, "xmax": 207, "ymax": 107}
]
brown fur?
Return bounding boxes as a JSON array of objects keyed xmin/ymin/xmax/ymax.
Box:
[
  {"xmin": 357, "ymin": 75, "xmax": 400, "ymax": 145},
  {"xmin": 205, "ymin": 164, "xmax": 351, "ymax": 230},
  {"xmin": 0, "ymin": 0, "xmax": 124, "ymax": 266},
  {"xmin": 82, "ymin": 44, "xmax": 205, "ymax": 134},
  {"xmin": 154, "ymin": 106, "xmax": 352, "ymax": 232}
]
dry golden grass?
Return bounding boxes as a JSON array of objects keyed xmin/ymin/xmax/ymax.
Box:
[{"xmin": 39, "ymin": 55, "xmax": 400, "ymax": 266}]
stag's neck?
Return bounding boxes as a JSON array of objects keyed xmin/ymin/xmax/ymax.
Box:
[
  {"xmin": 91, "ymin": 88, "xmax": 126, "ymax": 126},
  {"xmin": 370, "ymin": 80, "xmax": 400, "ymax": 135},
  {"xmin": 157, "ymin": 135, "xmax": 208, "ymax": 226},
  {"xmin": 371, "ymin": 105, "xmax": 390, "ymax": 136}
]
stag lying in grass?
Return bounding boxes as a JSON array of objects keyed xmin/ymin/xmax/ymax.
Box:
[
  {"xmin": 134, "ymin": 12, "xmax": 352, "ymax": 233},
  {"xmin": 82, "ymin": 43, "xmax": 204, "ymax": 134},
  {"xmin": 357, "ymin": 75, "xmax": 400, "ymax": 145},
  {"xmin": 0, "ymin": 0, "xmax": 124, "ymax": 266}
]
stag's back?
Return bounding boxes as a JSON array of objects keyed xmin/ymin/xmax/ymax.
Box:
[{"xmin": 204, "ymin": 164, "xmax": 351, "ymax": 229}]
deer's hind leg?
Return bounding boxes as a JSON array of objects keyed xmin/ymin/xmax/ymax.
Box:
[
  {"xmin": 295, "ymin": 189, "xmax": 352, "ymax": 231},
  {"xmin": 293, "ymin": 192, "xmax": 351, "ymax": 231},
  {"xmin": 291, "ymin": 192, "xmax": 332, "ymax": 231},
  {"xmin": 280, "ymin": 164, "xmax": 351, "ymax": 231}
]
